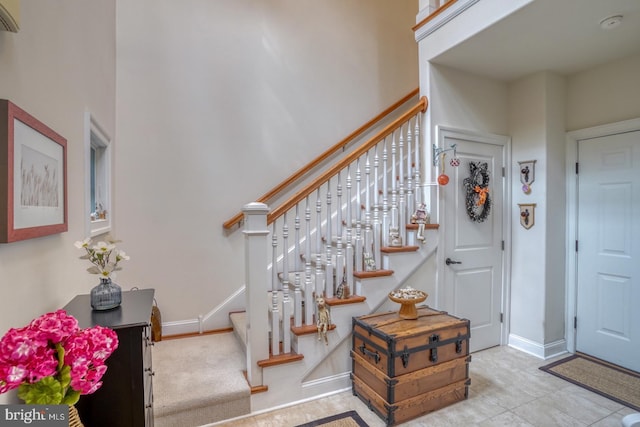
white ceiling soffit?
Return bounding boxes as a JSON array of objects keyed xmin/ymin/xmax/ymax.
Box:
[{"xmin": 430, "ymin": 0, "xmax": 640, "ymax": 81}]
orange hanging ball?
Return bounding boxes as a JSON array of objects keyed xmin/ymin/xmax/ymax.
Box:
[{"xmin": 438, "ymin": 174, "xmax": 449, "ymax": 185}]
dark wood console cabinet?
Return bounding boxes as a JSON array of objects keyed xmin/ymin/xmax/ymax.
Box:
[{"xmin": 64, "ymin": 289, "xmax": 155, "ymax": 427}]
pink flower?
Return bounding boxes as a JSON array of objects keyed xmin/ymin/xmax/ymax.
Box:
[
  {"xmin": 0, "ymin": 310, "xmax": 118, "ymax": 404},
  {"xmin": 29, "ymin": 310, "xmax": 79, "ymax": 344},
  {"xmin": 64, "ymin": 325, "xmax": 118, "ymax": 395}
]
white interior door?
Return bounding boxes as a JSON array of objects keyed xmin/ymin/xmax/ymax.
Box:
[
  {"xmin": 576, "ymin": 130, "xmax": 640, "ymax": 372},
  {"xmin": 439, "ymin": 129, "xmax": 506, "ymax": 353}
]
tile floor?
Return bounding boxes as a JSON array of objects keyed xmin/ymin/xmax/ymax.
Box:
[{"xmin": 211, "ymin": 346, "xmax": 636, "ymax": 426}]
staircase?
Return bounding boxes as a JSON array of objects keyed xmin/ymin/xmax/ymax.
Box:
[{"xmin": 227, "ymin": 95, "xmax": 437, "ymax": 412}]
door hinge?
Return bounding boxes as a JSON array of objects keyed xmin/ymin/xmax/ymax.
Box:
[
  {"xmin": 576, "ymin": 162, "xmax": 579, "ymax": 174},
  {"xmin": 500, "ymin": 313, "xmax": 504, "ymax": 323},
  {"xmin": 502, "ymin": 167, "xmax": 505, "ymax": 177},
  {"xmin": 574, "ymin": 316, "xmax": 577, "ymax": 329},
  {"xmin": 501, "ymin": 240, "xmax": 505, "ymax": 251},
  {"xmin": 575, "ymin": 240, "xmax": 578, "ymax": 252}
]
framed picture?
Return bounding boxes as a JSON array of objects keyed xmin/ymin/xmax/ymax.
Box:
[{"xmin": 0, "ymin": 100, "xmax": 68, "ymax": 243}]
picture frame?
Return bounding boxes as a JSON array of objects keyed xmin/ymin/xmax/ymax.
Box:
[{"xmin": 0, "ymin": 100, "xmax": 68, "ymax": 243}]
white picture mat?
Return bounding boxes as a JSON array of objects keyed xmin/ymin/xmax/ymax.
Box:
[{"xmin": 13, "ymin": 118, "xmax": 65, "ymax": 229}]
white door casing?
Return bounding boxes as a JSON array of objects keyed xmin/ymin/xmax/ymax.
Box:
[
  {"xmin": 575, "ymin": 130, "xmax": 640, "ymax": 371},
  {"xmin": 437, "ymin": 127, "xmax": 510, "ymax": 353}
]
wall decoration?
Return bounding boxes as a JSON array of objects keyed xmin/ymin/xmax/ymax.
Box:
[
  {"xmin": 518, "ymin": 160, "xmax": 536, "ymax": 194},
  {"xmin": 463, "ymin": 161, "xmax": 491, "ymax": 223},
  {"xmin": 432, "ymin": 143, "xmax": 459, "ymax": 186},
  {"xmin": 518, "ymin": 203, "xmax": 536, "ymax": 229},
  {"xmin": 0, "ymin": 100, "xmax": 67, "ymax": 243}
]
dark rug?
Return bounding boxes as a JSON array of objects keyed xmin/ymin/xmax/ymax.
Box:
[
  {"xmin": 295, "ymin": 410, "xmax": 369, "ymax": 427},
  {"xmin": 539, "ymin": 353, "xmax": 640, "ymax": 411}
]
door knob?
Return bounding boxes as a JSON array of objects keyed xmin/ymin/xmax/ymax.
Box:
[{"xmin": 445, "ymin": 257, "xmax": 462, "ymax": 265}]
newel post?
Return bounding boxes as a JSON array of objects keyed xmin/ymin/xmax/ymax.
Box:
[{"xmin": 243, "ymin": 202, "xmax": 270, "ymax": 387}]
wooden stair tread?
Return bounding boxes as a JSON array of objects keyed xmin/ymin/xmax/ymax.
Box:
[
  {"xmin": 324, "ymin": 295, "xmax": 366, "ymax": 306},
  {"xmin": 381, "ymin": 246, "xmax": 419, "ymax": 253},
  {"xmin": 243, "ymin": 371, "xmax": 268, "ymax": 394},
  {"xmin": 257, "ymin": 351, "xmax": 304, "ymax": 367},
  {"xmin": 406, "ymin": 223, "xmax": 439, "ymax": 230},
  {"xmin": 353, "ymin": 269, "xmax": 393, "ymax": 279},
  {"xmin": 291, "ymin": 322, "xmax": 336, "ymax": 336}
]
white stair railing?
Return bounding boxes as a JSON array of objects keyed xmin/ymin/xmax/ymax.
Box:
[{"xmin": 242, "ymin": 97, "xmax": 428, "ymax": 388}]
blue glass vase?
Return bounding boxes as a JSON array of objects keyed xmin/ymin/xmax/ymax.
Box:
[{"xmin": 90, "ymin": 278, "xmax": 122, "ymax": 310}]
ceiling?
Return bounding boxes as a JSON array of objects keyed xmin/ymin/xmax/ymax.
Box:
[{"xmin": 431, "ymin": 0, "xmax": 640, "ymax": 82}]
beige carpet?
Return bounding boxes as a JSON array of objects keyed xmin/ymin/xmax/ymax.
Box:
[
  {"xmin": 152, "ymin": 332, "xmax": 251, "ymax": 427},
  {"xmin": 540, "ymin": 353, "xmax": 640, "ymax": 411},
  {"xmin": 295, "ymin": 411, "xmax": 369, "ymax": 427}
]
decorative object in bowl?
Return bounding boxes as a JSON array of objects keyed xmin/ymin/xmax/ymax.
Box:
[{"xmin": 388, "ymin": 287, "xmax": 428, "ymax": 320}]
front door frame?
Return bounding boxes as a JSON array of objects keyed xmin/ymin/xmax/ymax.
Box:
[
  {"xmin": 565, "ymin": 117, "xmax": 640, "ymax": 354},
  {"xmin": 435, "ymin": 125, "xmax": 512, "ymax": 348}
]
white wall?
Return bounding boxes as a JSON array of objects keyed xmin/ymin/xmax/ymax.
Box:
[
  {"xmin": 115, "ymin": 0, "xmax": 419, "ymax": 328},
  {"xmin": 508, "ymin": 72, "xmax": 566, "ymax": 351},
  {"xmin": 0, "ymin": 0, "xmax": 115, "ymax": 403},
  {"xmin": 567, "ymin": 53, "xmax": 640, "ymax": 131}
]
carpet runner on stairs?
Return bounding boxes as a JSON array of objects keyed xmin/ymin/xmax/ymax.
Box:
[{"xmin": 152, "ymin": 332, "xmax": 251, "ymax": 427}]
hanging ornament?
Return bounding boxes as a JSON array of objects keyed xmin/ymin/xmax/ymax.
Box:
[
  {"xmin": 438, "ymin": 153, "xmax": 449, "ymax": 186},
  {"xmin": 518, "ymin": 160, "xmax": 536, "ymax": 194},
  {"xmin": 450, "ymin": 157, "xmax": 460, "ymax": 167},
  {"xmin": 463, "ymin": 161, "xmax": 491, "ymax": 223}
]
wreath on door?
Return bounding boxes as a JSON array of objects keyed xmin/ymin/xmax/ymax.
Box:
[{"xmin": 463, "ymin": 161, "xmax": 491, "ymax": 223}]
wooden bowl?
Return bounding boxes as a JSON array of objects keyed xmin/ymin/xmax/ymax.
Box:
[{"xmin": 388, "ymin": 290, "xmax": 428, "ymax": 320}]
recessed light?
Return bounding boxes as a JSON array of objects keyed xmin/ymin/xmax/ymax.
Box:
[{"xmin": 600, "ymin": 15, "xmax": 623, "ymax": 30}]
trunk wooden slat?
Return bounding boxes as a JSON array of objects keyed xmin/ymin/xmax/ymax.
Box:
[
  {"xmin": 351, "ymin": 306, "xmax": 471, "ymax": 426},
  {"xmin": 352, "ymin": 306, "xmax": 470, "ymax": 377},
  {"xmin": 351, "ymin": 351, "xmax": 471, "ymax": 403},
  {"xmin": 352, "ymin": 375, "xmax": 470, "ymax": 426}
]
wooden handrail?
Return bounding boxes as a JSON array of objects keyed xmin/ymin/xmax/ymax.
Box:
[
  {"xmin": 222, "ymin": 88, "xmax": 420, "ymax": 230},
  {"xmin": 412, "ymin": 0, "xmax": 459, "ymax": 32},
  {"xmin": 267, "ymin": 96, "xmax": 428, "ymax": 225}
]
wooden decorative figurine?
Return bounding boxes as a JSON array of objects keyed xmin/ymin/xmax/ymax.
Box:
[{"xmin": 315, "ymin": 295, "xmax": 330, "ymax": 345}]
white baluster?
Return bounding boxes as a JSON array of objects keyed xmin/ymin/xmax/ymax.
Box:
[
  {"xmin": 414, "ymin": 116, "xmax": 422, "ymax": 205},
  {"xmin": 281, "ymin": 214, "xmax": 291, "ymax": 353},
  {"xmin": 406, "ymin": 121, "xmax": 415, "ymax": 216},
  {"xmin": 335, "ymin": 172, "xmax": 344, "ymax": 293},
  {"xmin": 382, "ymin": 138, "xmax": 390, "ymax": 247},
  {"xmin": 355, "ymin": 159, "xmax": 363, "ymax": 272},
  {"xmin": 390, "ymin": 132, "xmax": 399, "ymax": 231},
  {"xmin": 345, "ymin": 166, "xmax": 354, "ymax": 291},
  {"xmin": 293, "ymin": 205, "xmax": 302, "ymax": 328},
  {"xmin": 315, "ymin": 189, "xmax": 324, "ymax": 297},
  {"xmin": 304, "ymin": 197, "xmax": 313, "ymax": 324},
  {"xmin": 373, "ymin": 145, "xmax": 382, "ymax": 266},
  {"xmin": 364, "ymin": 152, "xmax": 374, "ymax": 270},
  {"xmin": 398, "ymin": 126, "xmax": 407, "ymax": 241},
  {"xmin": 271, "ymin": 223, "xmax": 280, "ymax": 356},
  {"xmin": 324, "ymin": 181, "xmax": 333, "ymax": 297}
]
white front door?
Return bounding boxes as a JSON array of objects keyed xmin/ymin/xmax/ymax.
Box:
[
  {"xmin": 438, "ymin": 128, "xmax": 507, "ymax": 353},
  {"xmin": 576, "ymin": 130, "xmax": 640, "ymax": 372}
]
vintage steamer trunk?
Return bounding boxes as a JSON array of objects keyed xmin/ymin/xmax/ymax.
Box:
[{"xmin": 351, "ymin": 306, "xmax": 471, "ymax": 425}]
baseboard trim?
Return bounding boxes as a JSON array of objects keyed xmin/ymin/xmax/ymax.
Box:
[
  {"xmin": 162, "ymin": 319, "xmax": 200, "ymax": 336},
  {"xmin": 508, "ymin": 333, "xmax": 567, "ymax": 359}
]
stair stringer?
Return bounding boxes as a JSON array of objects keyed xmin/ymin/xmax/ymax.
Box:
[{"xmin": 250, "ymin": 228, "xmax": 438, "ymax": 412}]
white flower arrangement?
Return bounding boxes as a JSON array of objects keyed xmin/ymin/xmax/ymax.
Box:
[{"xmin": 74, "ymin": 237, "xmax": 130, "ymax": 279}]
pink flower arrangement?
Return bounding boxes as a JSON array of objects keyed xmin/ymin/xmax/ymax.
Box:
[{"xmin": 0, "ymin": 309, "xmax": 118, "ymax": 405}]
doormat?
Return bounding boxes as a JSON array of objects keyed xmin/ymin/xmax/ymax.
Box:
[
  {"xmin": 539, "ymin": 353, "xmax": 640, "ymax": 411},
  {"xmin": 295, "ymin": 410, "xmax": 369, "ymax": 427}
]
